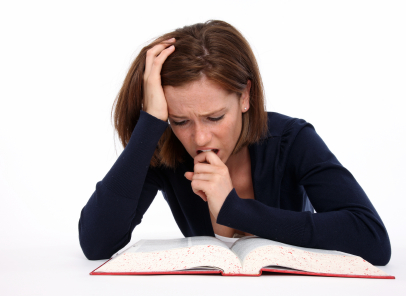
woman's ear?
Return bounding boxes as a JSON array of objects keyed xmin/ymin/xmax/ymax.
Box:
[
  {"xmin": 246, "ymin": 79, "xmax": 251, "ymax": 95},
  {"xmin": 240, "ymin": 80, "xmax": 251, "ymax": 110}
]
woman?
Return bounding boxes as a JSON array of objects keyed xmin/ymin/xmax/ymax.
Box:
[{"xmin": 78, "ymin": 20, "xmax": 391, "ymax": 265}]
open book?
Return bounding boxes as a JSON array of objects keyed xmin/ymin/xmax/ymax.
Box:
[{"xmin": 90, "ymin": 236, "xmax": 394, "ymax": 278}]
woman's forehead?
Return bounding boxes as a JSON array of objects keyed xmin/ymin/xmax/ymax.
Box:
[
  {"xmin": 169, "ymin": 106, "xmax": 228, "ymax": 119},
  {"xmin": 164, "ymin": 76, "xmax": 227, "ymax": 98},
  {"xmin": 165, "ymin": 83, "xmax": 235, "ymax": 111}
]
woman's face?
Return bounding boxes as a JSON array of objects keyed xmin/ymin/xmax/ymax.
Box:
[{"xmin": 164, "ymin": 75, "xmax": 250, "ymax": 169}]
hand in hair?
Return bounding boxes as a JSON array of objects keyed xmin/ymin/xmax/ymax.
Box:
[{"xmin": 143, "ymin": 38, "xmax": 176, "ymax": 122}]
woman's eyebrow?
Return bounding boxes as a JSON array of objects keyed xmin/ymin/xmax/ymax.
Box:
[{"xmin": 170, "ymin": 107, "xmax": 226, "ymax": 119}]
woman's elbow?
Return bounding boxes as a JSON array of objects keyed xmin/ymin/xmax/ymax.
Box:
[
  {"xmin": 80, "ymin": 245, "xmax": 111, "ymax": 261},
  {"xmin": 364, "ymin": 227, "xmax": 392, "ymax": 266},
  {"xmin": 373, "ymin": 234, "xmax": 391, "ymax": 266},
  {"xmin": 79, "ymin": 232, "xmax": 113, "ymax": 260},
  {"xmin": 352, "ymin": 211, "xmax": 392, "ymax": 265},
  {"xmin": 78, "ymin": 221, "xmax": 113, "ymax": 261}
]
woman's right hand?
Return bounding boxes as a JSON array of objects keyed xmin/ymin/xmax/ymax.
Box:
[{"xmin": 143, "ymin": 38, "xmax": 176, "ymax": 122}]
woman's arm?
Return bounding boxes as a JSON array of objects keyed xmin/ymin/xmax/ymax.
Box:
[
  {"xmin": 216, "ymin": 121, "xmax": 391, "ymax": 265},
  {"xmin": 78, "ymin": 110, "xmax": 169, "ymax": 260}
]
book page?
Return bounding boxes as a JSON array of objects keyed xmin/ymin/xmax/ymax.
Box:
[
  {"xmin": 95, "ymin": 236, "xmax": 243, "ymax": 274},
  {"xmin": 231, "ymin": 236, "xmax": 355, "ymax": 262},
  {"xmin": 230, "ymin": 237, "xmax": 390, "ymax": 276},
  {"xmin": 124, "ymin": 236, "xmax": 230, "ymax": 253}
]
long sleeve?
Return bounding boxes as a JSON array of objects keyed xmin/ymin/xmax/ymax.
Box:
[
  {"xmin": 216, "ymin": 121, "xmax": 391, "ymax": 265},
  {"xmin": 78, "ymin": 110, "xmax": 169, "ymax": 260}
]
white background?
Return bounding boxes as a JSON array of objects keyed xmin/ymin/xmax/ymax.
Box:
[{"xmin": 1, "ymin": 0, "xmax": 405, "ymax": 295}]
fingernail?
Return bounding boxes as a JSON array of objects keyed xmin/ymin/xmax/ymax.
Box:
[{"xmin": 168, "ymin": 38, "xmax": 175, "ymax": 41}]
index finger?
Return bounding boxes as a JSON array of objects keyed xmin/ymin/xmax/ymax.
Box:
[
  {"xmin": 194, "ymin": 150, "xmax": 218, "ymax": 166},
  {"xmin": 144, "ymin": 38, "xmax": 176, "ymax": 77}
]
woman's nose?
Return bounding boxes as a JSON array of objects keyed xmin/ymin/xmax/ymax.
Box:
[{"xmin": 193, "ymin": 126, "xmax": 212, "ymax": 145}]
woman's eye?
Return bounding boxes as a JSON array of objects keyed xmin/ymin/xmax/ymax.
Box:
[
  {"xmin": 173, "ymin": 115, "xmax": 224, "ymax": 126},
  {"xmin": 173, "ymin": 121, "xmax": 187, "ymax": 126}
]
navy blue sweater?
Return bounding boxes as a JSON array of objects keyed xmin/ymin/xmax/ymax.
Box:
[{"xmin": 78, "ymin": 110, "xmax": 391, "ymax": 265}]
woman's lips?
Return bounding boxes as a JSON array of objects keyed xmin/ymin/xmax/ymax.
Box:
[{"xmin": 196, "ymin": 149, "xmax": 219, "ymax": 155}]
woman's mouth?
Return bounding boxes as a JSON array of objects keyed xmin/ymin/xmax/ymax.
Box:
[{"xmin": 197, "ymin": 149, "xmax": 219, "ymax": 155}]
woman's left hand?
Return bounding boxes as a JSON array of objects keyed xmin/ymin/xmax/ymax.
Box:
[{"xmin": 184, "ymin": 151, "xmax": 234, "ymax": 220}]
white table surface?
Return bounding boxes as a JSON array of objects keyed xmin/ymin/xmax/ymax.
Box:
[{"xmin": 3, "ymin": 230, "xmax": 404, "ymax": 296}]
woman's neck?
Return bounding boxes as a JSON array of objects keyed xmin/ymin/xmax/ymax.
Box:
[{"xmin": 226, "ymin": 146, "xmax": 249, "ymax": 180}]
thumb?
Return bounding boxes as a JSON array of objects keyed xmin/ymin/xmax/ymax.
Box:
[
  {"xmin": 196, "ymin": 190, "xmax": 208, "ymax": 202},
  {"xmin": 184, "ymin": 171, "xmax": 194, "ymax": 180}
]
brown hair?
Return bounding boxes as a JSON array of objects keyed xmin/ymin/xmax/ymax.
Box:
[{"xmin": 111, "ymin": 20, "xmax": 268, "ymax": 170}]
